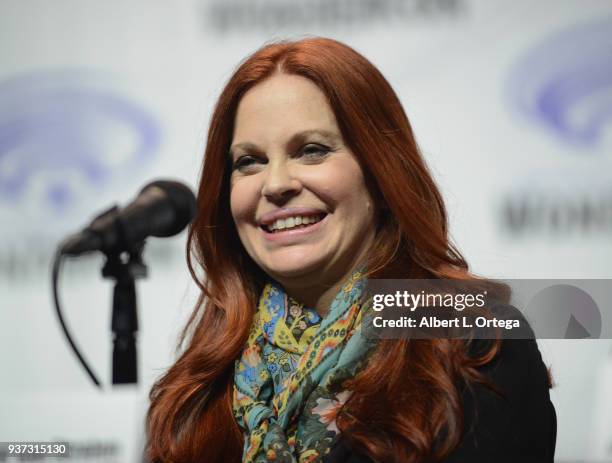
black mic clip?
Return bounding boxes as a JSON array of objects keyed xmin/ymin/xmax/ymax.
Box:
[{"xmin": 101, "ymin": 239, "xmax": 148, "ymax": 281}]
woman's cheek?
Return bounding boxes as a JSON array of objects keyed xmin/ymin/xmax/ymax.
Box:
[{"xmin": 230, "ymin": 176, "xmax": 260, "ymax": 223}]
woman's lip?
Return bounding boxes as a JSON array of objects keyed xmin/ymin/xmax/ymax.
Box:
[
  {"xmin": 258, "ymin": 207, "xmax": 327, "ymax": 226},
  {"xmin": 260, "ymin": 213, "xmax": 328, "ymax": 242}
]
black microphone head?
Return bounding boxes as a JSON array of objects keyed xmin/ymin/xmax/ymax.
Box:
[
  {"xmin": 60, "ymin": 179, "xmax": 198, "ymax": 257},
  {"xmin": 139, "ymin": 180, "xmax": 197, "ymax": 238}
]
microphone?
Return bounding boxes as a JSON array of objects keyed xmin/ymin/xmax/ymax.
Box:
[{"xmin": 60, "ymin": 180, "xmax": 197, "ymax": 256}]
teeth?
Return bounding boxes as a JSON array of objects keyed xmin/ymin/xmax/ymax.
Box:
[{"xmin": 267, "ymin": 215, "xmax": 324, "ymax": 232}]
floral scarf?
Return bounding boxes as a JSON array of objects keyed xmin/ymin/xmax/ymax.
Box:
[{"xmin": 232, "ymin": 269, "xmax": 375, "ymax": 462}]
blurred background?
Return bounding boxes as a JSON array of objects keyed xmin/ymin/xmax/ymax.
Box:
[{"xmin": 1, "ymin": 0, "xmax": 611, "ymax": 461}]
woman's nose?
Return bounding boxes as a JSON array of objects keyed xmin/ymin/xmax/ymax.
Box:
[{"xmin": 261, "ymin": 160, "xmax": 302, "ymax": 203}]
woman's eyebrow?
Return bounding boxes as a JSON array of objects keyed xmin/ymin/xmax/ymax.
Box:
[
  {"xmin": 228, "ymin": 142, "xmax": 262, "ymax": 158},
  {"xmin": 288, "ymin": 129, "xmax": 340, "ymax": 146}
]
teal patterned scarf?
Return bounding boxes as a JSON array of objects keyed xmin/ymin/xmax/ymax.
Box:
[{"xmin": 232, "ymin": 269, "xmax": 375, "ymax": 462}]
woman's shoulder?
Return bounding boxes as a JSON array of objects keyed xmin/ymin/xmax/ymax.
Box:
[{"xmin": 325, "ymin": 338, "xmax": 557, "ymax": 463}]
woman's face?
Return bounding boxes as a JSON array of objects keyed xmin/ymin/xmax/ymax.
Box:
[{"xmin": 229, "ymin": 73, "xmax": 376, "ymax": 289}]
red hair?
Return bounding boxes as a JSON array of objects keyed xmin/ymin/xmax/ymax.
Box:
[{"xmin": 147, "ymin": 37, "xmax": 503, "ymax": 462}]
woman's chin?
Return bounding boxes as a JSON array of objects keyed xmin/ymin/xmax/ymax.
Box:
[{"xmin": 263, "ymin": 258, "xmax": 330, "ymax": 282}]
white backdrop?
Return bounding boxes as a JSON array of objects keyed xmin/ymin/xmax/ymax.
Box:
[{"xmin": 1, "ymin": 1, "xmax": 611, "ymax": 461}]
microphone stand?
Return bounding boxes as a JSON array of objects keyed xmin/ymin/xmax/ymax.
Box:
[{"xmin": 101, "ymin": 242, "xmax": 147, "ymax": 385}]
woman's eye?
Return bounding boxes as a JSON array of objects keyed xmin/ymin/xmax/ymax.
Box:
[
  {"xmin": 232, "ymin": 155, "xmax": 261, "ymax": 171},
  {"xmin": 301, "ymin": 144, "xmax": 330, "ymax": 159}
]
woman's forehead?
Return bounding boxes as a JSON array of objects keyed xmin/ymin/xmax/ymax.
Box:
[{"xmin": 232, "ymin": 74, "xmax": 340, "ymax": 146}]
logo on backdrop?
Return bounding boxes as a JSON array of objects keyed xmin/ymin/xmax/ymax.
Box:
[
  {"xmin": 500, "ymin": 17, "xmax": 612, "ymax": 239},
  {"xmin": 499, "ymin": 167, "xmax": 612, "ymax": 237},
  {"xmin": 203, "ymin": 0, "xmax": 466, "ymax": 33},
  {"xmin": 507, "ymin": 17, "xmax": 612, "ymax": 147},
  {"xmin": 0, "ymin": 71, "xmax": 160, "ymax": 214},
  {"xmin": 0, "ymin": 71, "xmax": 162, "ymax": 279}
]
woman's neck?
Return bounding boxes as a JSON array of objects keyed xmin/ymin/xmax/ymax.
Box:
[{"xmin": 276, "ymin": 260, "xmax": 367, "ymax": 317}]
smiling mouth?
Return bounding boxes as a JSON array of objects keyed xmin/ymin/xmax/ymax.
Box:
[{"xmin": 261, "ymin": 213, "xmax": 327, "ymax": 233}]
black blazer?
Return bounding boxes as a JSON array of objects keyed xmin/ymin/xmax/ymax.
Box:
[{"xmin": 324, "ymin": 338, "xmax": 557, "ymax": 463}]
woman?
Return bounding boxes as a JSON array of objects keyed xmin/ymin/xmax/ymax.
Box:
[{"xmin": 146, "ymin": 37, "xmax": 556, "ymax": 462}]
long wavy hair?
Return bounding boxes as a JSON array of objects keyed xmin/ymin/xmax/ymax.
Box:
[{"xmin": 146, "ymin": 37, "xmax": 505, "ymax": 462}]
